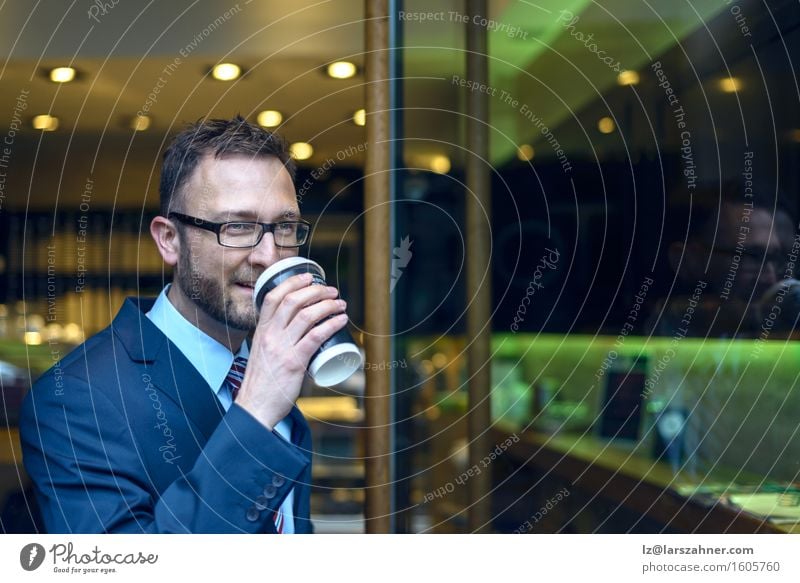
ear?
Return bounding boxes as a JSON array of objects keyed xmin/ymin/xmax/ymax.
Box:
[{"xmin": 150, "ymin": 215, "xmax": 180, "ymax": 267}]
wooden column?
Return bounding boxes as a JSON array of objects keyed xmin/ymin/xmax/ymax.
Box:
[
  {"xmin": 465, "ymin": 0, "xmax": 493, "ymax": 533},
  {"xmin": 363, "ymin": 0, "xmax": 392, "ymax": 533}
]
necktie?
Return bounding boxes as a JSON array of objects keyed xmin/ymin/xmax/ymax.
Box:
[
  {"xmin": 225, "ymin": 356, "xmax": 248, "ymax": 401},
  {"xmin": 223, "ymin": 356, "xmax": 285, "ymax": 533}
]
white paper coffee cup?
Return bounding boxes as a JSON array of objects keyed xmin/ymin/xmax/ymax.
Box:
[{"xmin": 254, "ymin": 257, "xmax": 362, "ymax": 387}]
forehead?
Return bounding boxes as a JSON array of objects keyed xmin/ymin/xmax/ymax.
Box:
[
  {"xmin": 182, "ymin": 153, "xmax": 297, "ymax": 218},
  {"xmin": 715, "ymin": 205, "xmax": 780, "ymax": 248}
]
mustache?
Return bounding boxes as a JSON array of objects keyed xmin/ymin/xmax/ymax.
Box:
[{"xmin": 231, "ymin": 270, "xmax": 264, "ymax": 286}]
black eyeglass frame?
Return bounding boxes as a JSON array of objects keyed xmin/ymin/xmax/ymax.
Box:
[
  {"xmin": 168, "ymin": 212, "xmax": 311, "ymax": 249},
  {"xmin": 705, "ymin": 243, "xmax": 785, "ymax": 267}
]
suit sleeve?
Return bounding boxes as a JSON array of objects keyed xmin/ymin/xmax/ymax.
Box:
[{"xmin": 20, "ymin": 373, "xmax": 308, "ymax": 533}]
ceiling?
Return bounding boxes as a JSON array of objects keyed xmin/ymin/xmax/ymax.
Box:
[
  {"xmin": 0, "ymin": 0, "xmax": 732, "ymax": 191},
  {"xmin": 0, "ymin": 0, "xmax": 369, "ymax": 156}
]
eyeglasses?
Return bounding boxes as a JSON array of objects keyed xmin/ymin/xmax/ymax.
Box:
[
  {"xmin": 168, "ymin": 212, "xmax": 311, "ymax": 249},
  {"xmin": 710, "ymin": 245, "xmax": 784, "ymax": 267}
]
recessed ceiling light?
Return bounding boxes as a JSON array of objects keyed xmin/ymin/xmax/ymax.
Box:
[
  {"xmin": 130, "ymin": 115, "xmax": 151, "ymax": 131},
  {"xmin": 597, "ymin": 116, "xmax": 615, "ymax": 134},
  {"xmin": 617, "ymin": 70, "xmax": 639, "ymax": 86},
  {"xmin": 49, "ymin": 67, "xmax": 76, "ymax": 83},
  {"xmin": 257, "ymin": 110, "xmax": 283, "ymax": 128},
  {"xmin": 719, "ymin": 77, "xmax": 741, "ymax": 93},
  {"xmin": 212, "ymin": 63, "xmax": 241, "ymax": 81},
  {"xmin": 326, "ymin": 61, "xmax": 357, "ymax": 79},
  {"xmin": 517, "ymin": 144, "xmax": 535, "ymax": 161},
  {"xmin": 429, "ymin": 155, "xmax": 451, "ymax": 174},
  {"xmin": 353, "ymin": 108, "xmax": 366, "ymax": 126},
  {"xmin": 290, "ymin": 142, "xmax": 314, "ymax": 160},
  {"xmin": 32, "ymin": 115, "xmax": 59, "ymax": 131}
]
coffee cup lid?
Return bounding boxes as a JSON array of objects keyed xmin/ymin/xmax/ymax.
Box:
[{"xmin": 259, "ymin": 256, "xmax": 325, "ymax": 286}]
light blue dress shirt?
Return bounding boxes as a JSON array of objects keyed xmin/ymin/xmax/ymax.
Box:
[{"xmin": 146, "ymin": 285, "xmax": 295, "ymax": 533}]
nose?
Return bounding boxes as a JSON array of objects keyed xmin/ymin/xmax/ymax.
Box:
[
  {"xmin": 761, "ymin": 261, "xmax": 778, "ymax": 284},
  {"xmin": 753, "ymin": 258, "xmax": 779, "ymax": 294},
  {"xmin": 247, "ymin": 231, "xmax": 282, "ymax": 269}
]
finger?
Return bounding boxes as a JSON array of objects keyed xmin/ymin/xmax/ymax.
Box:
[
  {"xmin": 285, "ymin": 298, "xmax": 346, "ymax": 344},
  {"xmin": 270, "ymin": 284, "xmax": 339, "ymax": 330},
  {"xmin": 293, "ymin": 313, "xmax": 349, "ymax": 359},
  {"xmin": 258, "ymin": 273, "xmax": 314, "ymax": 321}
]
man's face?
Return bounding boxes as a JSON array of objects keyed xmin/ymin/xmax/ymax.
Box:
[
  {"xmin": 174, "ymin": 154, "xmax": 300, "ymax": 330},
  {"xmin": 704, "ymin": 206, "xmax": 782, "ymax": 300}
]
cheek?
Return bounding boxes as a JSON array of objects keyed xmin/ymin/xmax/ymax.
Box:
[
  {"xmin": 218, "ymin": 250, "xmax": 251, "ymax": 278},
  {"xmin": 185, "ymin": 235, "xmax": 215, "ymax": 259},
  {"xmin": 189, "ymin": 247, "xmax": 230, "ymax": 281}
]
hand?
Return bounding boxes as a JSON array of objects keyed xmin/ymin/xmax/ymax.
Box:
[{"xmin": 235, "ymin": 273, "xmax": 348, "ymax": 430}]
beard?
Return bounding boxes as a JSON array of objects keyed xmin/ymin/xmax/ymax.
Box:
[{"xmin": 176, "ymin": 246, "xmax": 258, "ymax": 331}]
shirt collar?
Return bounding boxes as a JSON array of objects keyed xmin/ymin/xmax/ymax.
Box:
[{"xmin": 146, "ymin": 285, "xmax": 249, "ymax": 396}]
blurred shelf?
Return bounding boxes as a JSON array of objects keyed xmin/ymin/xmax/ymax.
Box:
[
  {"xmin": 491, "ymin": 425, "xmax": 793, "ymax": 534},
  {"xmin": 298, "ymin": 396, "xmax": 363, "ymax": 423},
  {"xmin": 311, "ymin": 514, "xmax": 364, "ymax": 534},
  {"xmin": 313, "ymin": 463, "xmax": 364, "ymax": 480}
]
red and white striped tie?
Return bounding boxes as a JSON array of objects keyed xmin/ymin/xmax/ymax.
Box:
[
  {"xmin": 225, "ymin": 356, "xmax": 248, "ymax": 401},
  {"xmin": 224, "ymin": 356, "xmax": 284, "ymax": 533}
]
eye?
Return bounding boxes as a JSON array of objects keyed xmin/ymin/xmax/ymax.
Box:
[
  {"xmin": 226, "ymin": 223, "xmax": 257, "ymax": 234},
  {"xmin": 275, "ymin": 222, "xmax": 296, "ymax": 234}
]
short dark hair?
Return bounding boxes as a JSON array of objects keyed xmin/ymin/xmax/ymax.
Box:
[
  {"xmin": 159, "ymin": 115, "xmax": 296, "ymax": 216},
  {"xmin": 667, "ymin": 181, "xmax": 792, "ymax": 244}
]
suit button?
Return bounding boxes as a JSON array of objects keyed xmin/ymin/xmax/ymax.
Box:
[
  {"xmin": 263, "ymin": 485, "xmax": 277, "ymax": 499},
  {"xmin": 272, "ymin": 475, "xmax": 286, "ymax": 487},
  {"xmin": 255, "ymin": 495, "xmax": 268, "ymax": 511},
  {"xmin": 246, "ymin": 507, "xmax": 260, "ymax": 522}
]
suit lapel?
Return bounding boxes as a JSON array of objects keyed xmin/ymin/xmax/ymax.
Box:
[
  {"xmin": 147, "ymin": 340, "xmax": 227, "ymax": 443},
  {"xmin": 110, "ymin": 297, "xmax": 316, "ymax": 532},
  {"xmin": 112, "ymin": 297, "xmax": 225, "ymax": 443}
]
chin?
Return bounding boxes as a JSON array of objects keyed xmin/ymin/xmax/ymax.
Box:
[
  {"xmin": 222, "ymin": 300, "xmax": 257, "ymax": 331},
  {"xmin": 222, "ymin": 315, "xmax": 256, "ymax": 332}
]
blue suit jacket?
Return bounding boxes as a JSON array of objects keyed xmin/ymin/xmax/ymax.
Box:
[{"xmin": 20, "ymin": 297, "xmax": 313, "ymax": 533}]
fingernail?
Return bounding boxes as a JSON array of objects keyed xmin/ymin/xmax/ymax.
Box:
[{"xmin": 338, "ymin": 300, "xmax": 347, "ymax": 309}]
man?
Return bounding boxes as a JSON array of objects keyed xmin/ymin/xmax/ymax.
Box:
[
  {"xmin": 20, "ymin": 116, "xmax": 348, "ymax": 533},
  {"xmin": 642, "ymin": 186, "xmax": 795, "ymax": 479},
  {"xmin": 649, "ymin": 187, "xmax": 788, "ymax": 337}
]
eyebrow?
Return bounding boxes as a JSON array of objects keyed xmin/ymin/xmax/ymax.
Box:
[{"xmin": 220, "ymin": 209, "xmax": 301, "ymax": 221}]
